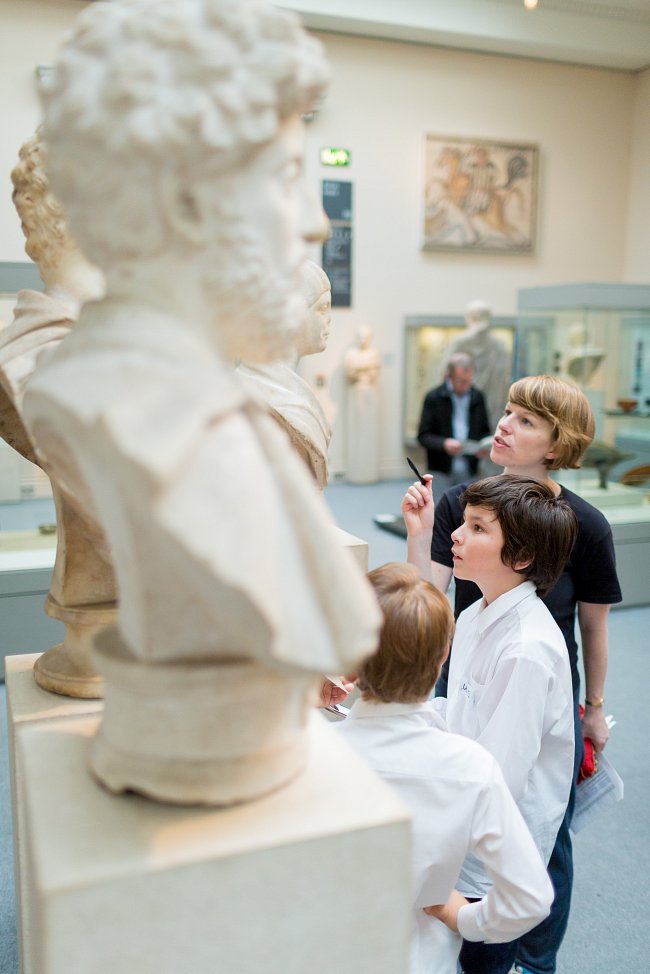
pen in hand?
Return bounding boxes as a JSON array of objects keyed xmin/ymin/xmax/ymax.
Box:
[{"xmin": 406, "ymin": 456, "xmax": 427, "ymax": 486}]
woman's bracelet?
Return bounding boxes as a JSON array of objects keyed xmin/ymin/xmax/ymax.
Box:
[{"xmin": 585, "ymin": 696, "xmax": 605, "ymax": 708}]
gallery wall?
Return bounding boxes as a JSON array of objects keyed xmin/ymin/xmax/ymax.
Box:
[
  {"xmin": 302, "ymin": 32, "xmax": 644, "ymax": 476},
  {"xmin": 625, "ymin": 68, "xmax": 650, "ymax": 283},
  {"xmin": 0, "ymin": 1, "xmax": 83, "ymax": 265},
  {"xmin": 0, "ymin": 3, "xmax": 648, "ymax": 478}
]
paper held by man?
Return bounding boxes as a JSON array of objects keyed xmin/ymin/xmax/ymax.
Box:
[{"xmin": 462, "ymin": 435, "xmax": 494, "ymax": 457}]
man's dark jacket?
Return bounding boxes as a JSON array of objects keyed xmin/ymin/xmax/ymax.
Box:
[{"xmin": 417, "ymin": 382, "xmax": 491, "ymax": 474}]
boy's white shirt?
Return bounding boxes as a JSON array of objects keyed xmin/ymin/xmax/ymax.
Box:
[
  {"xmin": 338, "ymin": 699, "xmax": 552, "ymax": 974},
  {"xmin": 435, "ymin": 580, "xmax": 575, "ymax": 897}
]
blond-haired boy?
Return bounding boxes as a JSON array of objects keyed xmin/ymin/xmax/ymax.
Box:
[{"xmin": 338, "ymin": 562, "xmax": 553, "ymax": 974}]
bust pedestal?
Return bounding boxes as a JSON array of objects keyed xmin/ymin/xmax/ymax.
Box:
[
  {"xmin": 346, "ymin": 382, "xmax": 380, "ymax": 484},
  {"xmin": 13, "ymin": 709, "xmax": 410, "ymax": 974},
  {"xmin": 32, "ymin": 595, "xmax": 113, "ymax": 698},
  {"xmin": 5, "ymin": 653, "xmax": 104, "ymax": 974},
  {"xmin": 88, "ymin": 626, "xmax": 315, "ymax": 806}
]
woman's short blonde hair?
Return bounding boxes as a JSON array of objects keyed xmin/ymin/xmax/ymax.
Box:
[
  {"xmin": 356, "ymin": 563, "xmax": 454, "ymax": 704},
  {"xmin": 508, "ymin": 375, "xmax": 595, "ymax": 470}
]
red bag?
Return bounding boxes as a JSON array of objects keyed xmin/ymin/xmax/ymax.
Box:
[{"xmin": 578, "ymin": 704, "xmax": 598, "ymax": 781}]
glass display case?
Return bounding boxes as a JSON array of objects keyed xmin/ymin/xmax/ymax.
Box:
[
  {"xmin": 517, "ymin": 284, "xmax": 650, "ymax": 480},
  {"xmin": 403, "ymin": 314, "xmax": 516, "ymax": 445},
  {"xmin": 0, "ymin": 262, "xmax": 63, "ymax": 671},
  {"xmin": 0, "ymin": 260, "xmax": 41, "ymax": 325},
  {"xmin": 0, "ymin": 261, "xmax": 53, "ymax": 504},
  {"xmin": 517, "ymin": 283, "xmax": 650, "ymax": 607}
]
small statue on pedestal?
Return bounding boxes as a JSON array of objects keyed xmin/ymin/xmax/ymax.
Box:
[
  {"xmin": 25, "ymin": 0, "xmax": 380, "ymax": 806},
  {"xmin": 0, "ymin": 129, "xmax": 111, "ymax": 698},
  {"xmin": 344, "ymin": 326, "xmax": 381, "ymax": 484},
  {"xmin": 238, "ymin": 260, "xmax": 332, "ymax": 489}
]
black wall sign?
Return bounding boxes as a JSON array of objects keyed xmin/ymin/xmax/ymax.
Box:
[{"xmin": 321, "ymin": 179, "xmax": 352, "ymax": 308}]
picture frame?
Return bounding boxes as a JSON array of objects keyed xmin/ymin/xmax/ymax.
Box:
[{"xmin": 423, "ymin": 134, "xmax": 539, "ymax": 254}]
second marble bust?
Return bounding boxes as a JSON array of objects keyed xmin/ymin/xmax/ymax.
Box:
[{"xmin": 238, "ymin": 260, "xmax": 332, "ymax": 489}]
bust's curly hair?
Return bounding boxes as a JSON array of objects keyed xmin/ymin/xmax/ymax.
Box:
[
  {"xmin": 41, "ymin": 0, "xmax": 329, "ymax": 264},
  {"xmin": 11, "ymin": 130, "xmax": 73, "ymax": 273}
]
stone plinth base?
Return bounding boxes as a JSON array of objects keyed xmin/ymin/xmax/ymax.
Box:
[
  {"xmin": 5, "ymin": 653, "xmax": 105, "ymax": 974},
  {"xmin": 16, "ymin": 711, "xmax": 410, "ymax": 974},
  {"xmin": 333, "ymin": 525, "xmax": 369, "ymax": 571}
]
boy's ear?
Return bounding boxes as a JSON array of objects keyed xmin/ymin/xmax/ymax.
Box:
[{"xmin": 514, "ymin": 558, "xmax": 532, "ymax": 572}]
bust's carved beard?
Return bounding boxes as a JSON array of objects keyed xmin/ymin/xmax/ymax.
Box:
[{"xmin": 202, "ymin": 220, "xmax": 306, "ymax": 364}]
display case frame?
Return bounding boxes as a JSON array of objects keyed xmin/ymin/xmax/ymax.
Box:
[
  {"xmin": 517, "ymin": 283, "xmax": 650, "ymax": 472},
  {"xmin": 0, "ymin": 261, "xmax": 53, "ymax": 505},
  {"xmin": 403, "ymin": 313, "xmax": 516, "ymax": 446},
  {"xmin": 517, "ymin": 283, "xmax": 650, "ymax": 607}
]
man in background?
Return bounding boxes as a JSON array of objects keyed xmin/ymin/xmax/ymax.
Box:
[{"xmin": 417, "ymin": 352, "xmax": 491, "ymax": 496}]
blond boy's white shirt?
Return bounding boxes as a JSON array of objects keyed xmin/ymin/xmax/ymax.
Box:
[
  {"xmin": 338, "ymin": 700, "xmax": 552, "ymax": 974},
  {"xmin": 439, "ymin": 580, "xmax": 575, "ymax": 897}
]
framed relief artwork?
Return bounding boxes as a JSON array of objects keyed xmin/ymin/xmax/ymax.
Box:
[{"xmin": 423, "ymin": 135, "xmax": 539, "ymax": 254}]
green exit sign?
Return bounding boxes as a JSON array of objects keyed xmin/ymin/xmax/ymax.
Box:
[{"xmin": 320, "ymin": 147, "xmax": 351, "ymax": 167}]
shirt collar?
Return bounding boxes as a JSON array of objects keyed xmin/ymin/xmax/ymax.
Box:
[
  {"xmin": 445, "ymin": 378, "xmax": 470, "ymax": 401},
  {"xmin": 346, "ymin": 697, "xmax": 445, "ymax": 728},
  {"xmin": 476, "ymin": 579, "xmax": 537, "ymax": 633}
]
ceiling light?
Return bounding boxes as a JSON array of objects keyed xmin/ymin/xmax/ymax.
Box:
[{"xmin": 524, "ymin": 0, "xmax": 539, "ymax": 8}]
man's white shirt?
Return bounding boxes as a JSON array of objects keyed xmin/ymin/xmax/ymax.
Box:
[{"xmin": 338, "ymin": 699, "xmax": 552, "ymax": 974}]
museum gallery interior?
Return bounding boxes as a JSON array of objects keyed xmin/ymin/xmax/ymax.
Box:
[{"xmin": 0, "ymin": 2, "xmax": 649, "ymax": 974}]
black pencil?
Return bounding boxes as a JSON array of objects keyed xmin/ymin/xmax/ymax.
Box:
[{"xmin": 406, "ymin": 456, "xmax": 427, "ymax": 485}]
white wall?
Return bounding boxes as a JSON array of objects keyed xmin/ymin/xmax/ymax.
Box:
[
  {"xmin": 625, "ymin": 68, "xmax": 650, "ymax": 282},
  {"xmin": 0, "ymin": 1, "xmax": 84, "ymax": 265},
  {"xmin": 0, "ymin": 7, "xmax": 647, "ymax": 478},
  {"xmin": 303, "ymin": 32, "xmax": 640, "ymax": 476}
]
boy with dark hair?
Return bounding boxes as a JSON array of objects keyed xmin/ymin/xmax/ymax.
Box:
[
  {"xmin": 402, "ymin": 474, "xmax": 578, "ymax": 974},
  {"xmin": 338, "ymin": 562, "xmax": 553, "ymax": 974}
]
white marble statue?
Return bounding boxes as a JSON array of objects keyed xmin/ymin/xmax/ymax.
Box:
[
  {"xmin": 564, "ymin": 322, "xmax": 604, "ymax": 386},
  {"xmin": 24, "ymin": 0, "xmax": 381, "ymax": 806},
  {"xmin": 238, "ymin": 260, "xmax": 332, "ymax": 489},
  {"xmin": 344, "ymin": 326, "xmax": 381, "ymax": 484},
  {"xmin": 447, "ymin": 299, "xmax": 511, "ymax": 429},
  {"xmin": 0, "ymin": 129, "xmax": 111, "ymax": 699}
]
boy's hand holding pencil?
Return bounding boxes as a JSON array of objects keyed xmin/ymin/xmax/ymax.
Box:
[{"xmin": 402, "ymin": 457, "xmax": 435, "ymax": 539}]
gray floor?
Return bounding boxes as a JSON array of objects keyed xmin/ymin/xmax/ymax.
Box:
[{"xmin": 0, "ymin": 479, "xmax": 647, "ymax": 973}]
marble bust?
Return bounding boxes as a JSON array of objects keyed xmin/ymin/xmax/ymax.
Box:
[
  {"xmin": 25, "ymin": 0, "xmax": 381, "ymax": 806},
  {"xmin": 238, "ymin": 260, "xmax": 332, "ymax": 488},
  {"xmin": 344, "ymin": 326, "xmax": 381, "ymax": 484},
  {"xmin": 447, "ymin": 299, "xmax": 511, "ymax": 428},
  {"xmin": 0, "ymin": 129, "xmax": 111, "ymax": 698}
]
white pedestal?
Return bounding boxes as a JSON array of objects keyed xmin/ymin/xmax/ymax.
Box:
[
  {"xmin": 5, "ymin": 654, "xmax": 104, "ymax": 974},
  {"xmin": 16, "ymin": 711, "xmax": 411, "ymax": 974},
  {"xmin": 346, "ymin": 385, "xmax": 380, "ymax": 485},
  {"xmin": 334, "ymin": 525, "xmax": 369, "ymax": 571}
]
